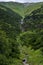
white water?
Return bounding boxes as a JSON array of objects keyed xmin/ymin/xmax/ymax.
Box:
[{"xmin": 20, "ymin": 17, "xmax": 24, "ymax": 32}]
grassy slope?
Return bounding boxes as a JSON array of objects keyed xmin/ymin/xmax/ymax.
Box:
[
  {"xmin": 24, "ymin": 2, "xmax": 43, "ymax": 16},
  {"xmin": 0, "ymin": 2, "xmax": 25, "ymax": 17},
  {"xmin": 0, "ymin": 2, "xmax": 43, "ymax": 17},
  {"xmin": 23, "ymin": 5, "xmax": 43, "ymax": 31}
]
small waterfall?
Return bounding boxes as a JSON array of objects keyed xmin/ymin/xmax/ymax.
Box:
[{"xmin": 20, "ymin": 17, "xmax": 24, "ymax": 32}]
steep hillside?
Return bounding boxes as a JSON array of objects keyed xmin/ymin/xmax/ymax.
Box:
[
  {"xmin": 23, "ymin": 5, "xmax": 43, "ymax": 31},
  {"xmin": 0, "ymin": 2, "xmax": 43, "ymax": 17},
  {"xmin": 24, "ymin": 2, "xmax": 43, "ymax": 16},
  {"xmin": 0, "ymin": 2, "xmax": 43, "ymax": 65},
  {"xmin": 0, "ymin": 4, "xmax": 22, "ymax": 65},
  {"xmin": 0, "ymin": 5, "xmax": 22, "ymax": 37},
  {"xmin": 0, "ymin": 2, "xmax": 25, "ymax": 17}
]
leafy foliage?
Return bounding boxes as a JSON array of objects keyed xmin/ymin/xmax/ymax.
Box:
[
  {"xmin": 0, "ymin": 30, "xmax": 20, "ymax": 65},
  {"xmin": 23, "ymin": 5, "xmax": 43, "ymax": 31},
  {"xmin": 17, "ymin": 31, "xmax": 43, "ymax": 65},
  {"xmin": 0, "ymin": 2, "xmax": 43, "ymax": 65},
  {"xmin": 0, "ymin": 4, "xmax": 22, "ymax": 65}
]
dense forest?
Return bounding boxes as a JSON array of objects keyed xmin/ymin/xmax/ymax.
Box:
[{"xmin": 0, "ymin": 2, "xmax": 43, "ymax": 65}]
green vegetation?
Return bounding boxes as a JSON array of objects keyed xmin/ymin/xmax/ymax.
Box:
[
  {"xmin": 0, "ymin": 2, "xmax": 43, "ymax": 17},
  {"xmin": 0, "ymin": 2, "xmax": 25, "ymax": 17},
  {"xmin": 24, "ymin": 2, "xmax": 43, "ymax": 16},
  {"xmin": 0, "ymin": 2, "xmax": 43, "ymax": 65},
  {"xmin": 23, "ymin": 5, "xmax": 43, "ymax": 31}
]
